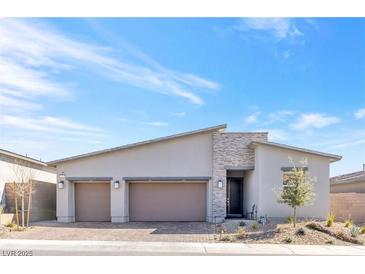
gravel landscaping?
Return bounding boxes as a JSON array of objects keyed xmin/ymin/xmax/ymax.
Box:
[{"xmin": 217, "ymin": 220, "xmax": 365, "ymax": 245}]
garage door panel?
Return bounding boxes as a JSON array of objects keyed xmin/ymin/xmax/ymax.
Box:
[
  {"xmin": 75, "ymin": 183, "xmax": 111, "ymax": 222},
  {"xmin": 129, "ymin": 182, "xmax": 206, "ymax": 221}
]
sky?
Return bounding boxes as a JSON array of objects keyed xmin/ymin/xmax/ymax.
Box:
[{"xmin": 0, "ymin": 18, "xmax": 364, "ymax": 176}]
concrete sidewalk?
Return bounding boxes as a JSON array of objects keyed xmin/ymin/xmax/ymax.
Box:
[{"xmin": 0, "ymin": 239, "xmax": 364, "ymax": 256}]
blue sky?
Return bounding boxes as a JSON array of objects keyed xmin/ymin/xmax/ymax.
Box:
[{"xmin": 0, "ymin": 18, "xmax": 364, "ymax": 175}]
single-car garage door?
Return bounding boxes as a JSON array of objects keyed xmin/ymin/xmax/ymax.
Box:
[
  {"xmin": 75, "ymin": 182, "xmax": 111, "ymax": 222},
  {"xmin": 129, "ymin": 182, "xmax": 206, "ymax": 221}
]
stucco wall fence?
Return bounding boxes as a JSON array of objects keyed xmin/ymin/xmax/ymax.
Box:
[{"xmin": 330, "ymin": 193, "xmax": 365, "ymax": 224}]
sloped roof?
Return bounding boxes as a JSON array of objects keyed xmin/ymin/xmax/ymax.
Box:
[
  {"xmin": 330, "ymin": 170, "xmax": 365, "ymax": 185},
  {"xmin": 0, "ymin": 149, "xmax": 47, "ymax": 166},
  {"xmin": 249, "ymin": 141, "xmax": 342, "ymax": 163},
  {"xmin": 48, "ymin": 124, "xmax": 227, "ymax": 166}
]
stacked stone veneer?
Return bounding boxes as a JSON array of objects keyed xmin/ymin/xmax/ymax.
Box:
[{"xmin": 211, "ymin": 132, "xmax": 268, "ymax": 222}]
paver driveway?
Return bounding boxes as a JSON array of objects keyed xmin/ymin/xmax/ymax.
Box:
[{"xmin": 2, "ymin": 221, "xmax": 217, "ymax": 242}]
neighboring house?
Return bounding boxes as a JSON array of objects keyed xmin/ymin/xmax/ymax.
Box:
[
  {"xmin": 330, "ymin": 166, "xmax": 365, "ymax": 223},
  {"xmin": 0, "ymin": 149, "xmax": 57, "ymax": 221},
  {"xmin": 48, "ymin": 124, "xmax": 341, "ymax": 223},
  {"xmin": 330, "ymin": 166, "xmax": 365, "ymax": 193}
]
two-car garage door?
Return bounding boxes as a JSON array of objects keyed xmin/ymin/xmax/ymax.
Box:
[
  {"xmin": 74, "ymin": 181, "xmax": 207, "ymax": 222},
  {"xmin": 129, "ymin": 182, "xmax": 207, "ymax": 222}
]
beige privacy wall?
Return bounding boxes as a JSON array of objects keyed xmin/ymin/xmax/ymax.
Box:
[{"xmin": 330, "ymin": 193, "xmax": 365, "ymax": 223}]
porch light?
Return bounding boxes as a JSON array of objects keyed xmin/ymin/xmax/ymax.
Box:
[
  {"xmin": 58, "ymin": 181, "xmax": 64, "ymax": 189},
  {"xmin": 59, "ymin": 172, "xmax": 66, "ymax": 179},
  {"xmin": 114, "ymin": 180, "xmax": 120, "ymax": 189},
  {"xmin": 217, "ymin": 180, "xmax": 223, "ymax": 189}
]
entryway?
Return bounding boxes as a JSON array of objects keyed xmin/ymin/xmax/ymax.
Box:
[{"xmin": 226, "ymin": 177, "xmax": 243, "ymax": 218}]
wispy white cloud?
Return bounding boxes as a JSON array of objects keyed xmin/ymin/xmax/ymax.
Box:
[
  {"xmin": 0, "ymin": 114, "xmax": 102, "ymax": 136},
  {"xmin": 0, "ymin": 18, "xmax": 219, "ymax": 106},
  {"xmin": 245, "ymin": 112, "xmax": 260, "ymax": 124},
  {"xmin": 354, "ymin": 108, "xmax": 365, "ymax": 120},
  {"xmin": 171, "ymin": 112, "xmax": 186, "ymax": 117},
  {"xmin": 235, "ymin": 18, "xmax": 303, "ymax": 41},
  {"xmin": 265, "ymin": 110, "xmax": 294, "ymax": 124},
  {"xmin": 257, "ymin": 128, "xmax": 288, "ymax": 142},
  {"xmin": 291, "ymin": 113, "xmax": 340, "ymax": 130},
  {"xmin": 145, "ymin": 121, "xmax": 170, "ymax": 127}
]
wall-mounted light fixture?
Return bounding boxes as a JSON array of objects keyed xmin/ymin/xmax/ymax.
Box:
[
  {"xmin": 58, "ymin": 172, "xmax": 66, "ymax": 189},
  {"xmin": 217, "ymin": 180, "xmax": 223, "ymax": 189},
  {"xmin": 59, "ymin": 172, "xmax": 66, "ymax": 180},
  {"xmin": 114, "ymin": 180, "xmax": 120, "ymax": 189},
  {"xmin": 58, "ymin": 181, "xmax": 64, "ymax": 189}
]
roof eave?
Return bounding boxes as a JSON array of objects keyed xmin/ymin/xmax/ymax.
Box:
[
  {"xmin": 48, "ymin": 124, "xmax": 227, "ymax": 166},
  {"xmin": 249, "ymin": 141, "xmax": 342, "ymax": 162}
]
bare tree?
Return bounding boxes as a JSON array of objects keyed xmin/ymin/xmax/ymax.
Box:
[{"xmin": 7, "ymin": 159, "xmax": 37, "ymax": 228}]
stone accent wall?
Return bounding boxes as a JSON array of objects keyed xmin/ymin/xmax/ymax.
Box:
[
  {"xmin": 212, "ymin": 132, "xmax": 268, "ymax": 222},
  {"xmin": 330, "ymin": 193, "xmax": 365, "ymax": 223}
]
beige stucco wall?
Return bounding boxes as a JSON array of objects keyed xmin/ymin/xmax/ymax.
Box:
[
  {"xmin": 254, "ymin": 145, "xmax": 331, "ymax": 219},
  {"xmin": 56, "ymin": 132, "xmax": 214, "ymax": 222},
  {"xmin": 0, "ymin": 158, "xmax": 56, "ymax": 208},
  {"xmin": 330, "ymin": 181, "xmax": 365, "ymax": 193}
]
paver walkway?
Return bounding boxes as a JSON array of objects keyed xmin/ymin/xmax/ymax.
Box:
[
  {"xmin": 2, "ymin": 221, "xmax": 216, "ymax": 242},
  {"xmin": 1, "ymin": 239, "xmax": 364, "ymax": 256}
]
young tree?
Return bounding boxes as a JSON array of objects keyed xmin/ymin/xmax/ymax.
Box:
[
  {"xmin": 277, "ymin": 157, "xmax": 316, "ymax": 227},
  {"xmin": 7, "ymin": 159, "xmax": 36, "ymax": 228}
]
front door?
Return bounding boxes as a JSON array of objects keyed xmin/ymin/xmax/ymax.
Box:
[{"xmin": 227, "ymin": 178, "xmax": 243, "ymax": 217}]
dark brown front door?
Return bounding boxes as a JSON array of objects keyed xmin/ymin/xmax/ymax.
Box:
[{"xmin": 227, "ymin": 178, "xmax": 243, "ymax": 217}]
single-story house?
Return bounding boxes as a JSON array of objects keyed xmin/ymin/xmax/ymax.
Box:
[
  {"xmin": 0, "ymin": 149, "xmax": 57, "ymax": 222},
  {"xmin": 330, "ymin": 167, "xmax": 365, "ymax": 223},
  {"xmin": 330, "ymin": 166, "xmax": 365, "ymax": 193},
  {"xmin": 48, "ymin": 124, "xmax": 342, "ymax": 223}
]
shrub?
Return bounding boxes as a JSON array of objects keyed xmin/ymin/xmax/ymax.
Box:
[
  {"xmin": 220, "ymin": 234, "xmax": 233, "ymax": 242},
  {"xmin": 239, "ymin": 221, "xmax": 246, "ymax": 227},
  {"xmin": 236, "ymin": 227, "xmax": 247, "ymax": 240},
  {"xmin": 284, "ymin": 236, "xmax": 293, "ymax": 243},
  {"xmin": 251, "ymin": 223, "xmax": 258, "ymax": 231},
  {"xmin": 350, "ymin": 226, "xmax": 361, "ymax": 238},
  {"xmin": 5, "ymin": 222, "xmax": 16, "ymax": 228},
  {"xmin": 344, "ymin": 219, "xmax": 353, "ymax": 228},
  {"xmin": 326, "ymin": 213, "xmax": 335, "ymax": 227},
  {"xmin": 296, "ymin": 227, "xmax": 307, "ymax": 236},
  {"xmin": 287, "ymin": 216, "xmax": 294, "ymax": 224},
  {"xmin": 325, "ymin": 239, "xmax": 334, "ymax": 245},
  {"xmin": 360, "ymin": 226, "xmax": 365, "ymax": 234}
]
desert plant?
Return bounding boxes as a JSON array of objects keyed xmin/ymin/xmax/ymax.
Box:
[
  {"xmin": 236, "ymin": 227, "xmax": 247, "ymax": 239},
  {"xmin": 326, "ymin": 213, "xmax": 335, "ymax": 227},
  {"xmin": 284, "ymin": 236, "xmax": 293, "ymax": 243},
  {"xmin": 220, "ymin": 233, "xmax": 233, "ymax": 242},
  {"xmin": 325, "ymin": 239, "xmax": 334, "ymax": 245},
  {"xmin": 277, "ymin": 157, "xmax": 316, "ymax": 227},
  {"xmin": 239, "ymin": 221, "xmax": 246, "ymax": 227},
  {"xmin": 351, "ymin": 226, "xmax": 361, "ymax": 238},
  {"xmin": 251, "ymin": 223, "xmax": 258, "ymax": 231},
  {"xmin": 296, "ymin": 227, "xmax": 307, "ymax": 236},
  {"xmin": 5, "ymin": 222, "xmax": 16, "ymax": 228},
  {"xmin": 287, "ymin": 216, "xmax": 294, "ymax": 224},
  {"xmin": 360, "ymin": 226, "xmax": 365, "ymax": 234},
  {"xmin": 344, "ymin": 219, "xmax": 353, "ymax": 228}
]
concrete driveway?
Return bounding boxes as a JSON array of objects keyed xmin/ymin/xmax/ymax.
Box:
[{"xmin": 2, "ymin": 221, "xmax": 217, "ymax": 242}]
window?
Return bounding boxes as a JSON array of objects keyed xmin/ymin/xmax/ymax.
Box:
[{"xmin": 282, "ymin": 167, "xmax": 308, "ymax": 187}]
